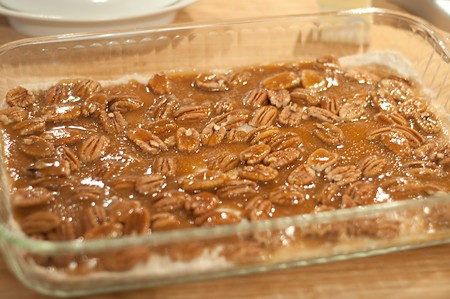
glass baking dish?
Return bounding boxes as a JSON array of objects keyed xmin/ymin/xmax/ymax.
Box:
[{"xmin": 0, "ymin": 8, "xmax": 449, "ymax": 297}]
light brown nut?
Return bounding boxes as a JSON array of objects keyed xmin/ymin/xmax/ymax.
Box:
[
  {"xmin": 109, "ymin": 95, "xmax": 144, "ymax": 113},
  {"xmin": 249, "ymin": 105, "xmax": 278, "ymax": 127},
  {"xmin": 343, "ymin": 181, "xmax": 378, "ymax": 206},
  {"xmin": 287, "ymin": 164, "xmax": 316, "ymax": 185},
  {"xmin": 184, "ymin": 191, "xmax": 219, "ymax": 216},
  {"xmin": 201, "ymin": 123, "xmax": 226, "ymax": 146},
  {"xmin": 20, "ymin": 211, "xmax": 61, "ymax": 235},
  {"xmin": 434, "ymin": 142, "xmax": 450, "ymax": 168},
  {"xmin": 69, "ymin": 186, "xmax": 104, "ymax": 202},
  {"xmin": 313, "ymin": 122, "xmax": 344, "ymax": 145},
  {"xmin": 41, "ymin": 127, "xmax": 85, "ymax": 146},
  {"xmin": 41, "ymin": 104, "xmax": 81, "ymax": 122},
  {"xmin": 30, "ymin": 177, "xmax": 77, "ymax": 191},
  {"xmin": 142, "ymin": 119, "xmax": 178, "ymax": 137},
  {"xmin": 100, "ymin": 246, "xmax": 150, "ymax": 272},
  {"xmin": 181, "ymin": 170, "xmax": 226, "ymax": 191},
  {"xmin": 153, "ymin": 191, "xmax": 190, "ymax": 213},
  {"xmin": 109, "ymin": 199, "xmax": 142, "ymax": 223},
  {"xmin": 216, "ymin": 179, "xmax": 259, "ymax": 200},
  {"xmin": 320, "ymin": 94, "xmax": 342, "ymax": 115},
  {"xmin": 70, "ymin": 79, "xmax": 103, "ymax": 99},
  {"xmin": 240, "ymin": 144, "xmax": 271, "ymax": 165},
  {"xmin": 244, "ymin": 195, "xmax": 273, "ymax": 221},
  {"xmin": 358, "ymin": 155, "xmax": 387, "ymax": 178},
  {"xmin": 152, "ymin": 157, "xmax": 176, "ymax": 177},
  {"xmin": 247, "ymin": 125, "xmax": 280, "ymax": 145},
  {"xmin": 325, "ymin": 165, "xmax": 362, "ymax": 186},
  {"xmin": 45, "ymin": 83, "xmax": 71, "ymax": 105},
  {"xmin": 397, "ymin": 98, "xmax": 429, "ymax": 118},
  {"xmin": 228, "ymin": 71, "xmax": 252, "ymax": 86},
  {"xmin": 269, "ymin": 185, "xmax": 306, "ymax": 206},
  {"xmin": 374, "ymin": 111, "xmax": 408, "ymax": 126},
  {"xmin": 278, "ymin": 103, "xmax": 303, "ymax": 127},
  {"xmin": 377, "ymin": 78, "xmax": 414, "ymax": 103},
  {"xmin": 239, "ymin": 165, "xmax": 278, "ymax": 182},
  {"xmin": 79, "ymin": 135, "xmax": 109, "ymax": 163},
  {"xmin": 214, "ymin": 99, "xmax": 236, "ymax": 114},
  {"xmin": 135, "ymin": 174, "xmax": 166, "ymax": 197},
  {"xmin": 367, "ymin": 125, "xmax": 424, "ymax": 148},
  {"xmin": 81, "ymin": 93, "xmax": 108, "ymax": 117},
  {"xmin": 0, "ymin": 106, "xmax": 28, "ymax": 125},
  {"xmin": 173, "ymin": 105, "xmax": 210, "ymax": 123},
  {"xmin": 414, "ymin": 111, "xmax": 442, "ymax": 134},
  {"xmin": 194, "ymin": 73, "xmax": 229, "ymax": 91},
  {"xmin": 123, "ymin": 207, "xmax": 151, "ymax": 235},
  {"xmin": 262, "ymin": 71, "xmax": 301, "ymax": 90},
  {"xmin": 6, "ymin": 86, "xmax": 35, "ymax": 108},
  {"xmin": 379, "ymin": 131, "xmax": 411, "ymax": 156},
  {"xmin": 59, "ymin": 146, "xmax": 80, "ymax": 172},
  {"xmin": 403, "ymin": 161, "xmax": 445, "ymax": 178},
  {"xmin": 148, "ymin": 73, "xmax": 173, "ymax": 95},
  {"xmin": 109, "ymin": 175, "xmax": 139, "ymax": 193},
  {"xmin": 413, "ymin": 142, "xmax": 436, "ymax": 161},
  {"xmin": 12, "ymin": 118, "xmax": 46, "ymax": 136},
  {"xmin": 225, "ymin": 128, "xmax": 249, "ymax": 143},
  {"xmin": 267, "ymin": 131, "xmax": 302, "ymax": 151},
  {"xmin": 303, "ymin": 106, "xmax": 341, "ymax": 123},
  {"xmin": 290, "ymin": 88, "xmax": 320, "ymax": 106},
  {"xmin": 194, "ymin": 208, "xmax": 242, "ymax": 227},
  {"xmin": 127, "ymin": 128, "xmax": 168, "ymax": 155},
  {"xmin": 84, "ymin": 223, "xmax": 123, "ymax": 240},
  {"xmin": 243, "ymin": 88, "xmax": 268, "ymax": 107},
  {"xmin": 317, "ymin": 183, "xmax": 340, "ymax": 206},
  {"xmin": 150, "ymin": 212, "xmax": 181, "ymax": 231},
  {"xmin": 263, "ymin": 148, "xmax": 302, "ymax": 169},
  {"xmin": 26, "ymin": 158, "xmax": 71, "ymax": 178},
  {"xmin": 49, "ymin": 220, "xmax": 77, "ymax": 241},
  {"xmin": 301, "ymin": 69, "xmax": 326, "ymax": 89},
  {"xmin": 267, "ymin": 89, "xmax": 291, "ymax": 108},
  {"xmin": 381, "ymin": 176, "xmax": 442, "ymax": 198},
  {"xmin": 11, "ymin": 187, "xmax": 54, "ymax": 208},
  {"xmin": 207, "ymin": 152, "xmax": 240, "ymax": 172},
  {"xmin": 93, "ymin": 160, "xmax": 129, "ymax": 180},
  {"xmin": 306, "ymin": 148, "xmax": 339, "ymax": 172},
  {"xmin": 211, "ymin": 109, "xmax": 250, "ymax": 130},
  {"xmin": 339, "ymin": 96, "xmax": 368, "ymax": 121},
  {"xmin": 371, "ymin": 90, "xmax": 397, "ymax": 111},
  {"xmin": 99, "ymin": 111, "xmax": 127, "ymax": 134},
  {"xmin": 147, "ymin": 95, "xmax": 178, "ymax": 120},
  {"xmin": 20, "ymin": 136, "xmax": 55, "ymax": 158},
  {"xmin": 176, "ymin": 127, "xmax": 201, "ymax": 153},
  {"xmin": 82, "ymin": 205, "xmax": 107, "ymax": 232}
]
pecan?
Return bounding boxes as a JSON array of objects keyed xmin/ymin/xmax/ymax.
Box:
[
  {"xmin": 216, "ymin": 179, "xmax": 259, "ymax": 200},
  {"xmin": 59, "ymin": 145, "xmax": 80, "ymax": 172},
  {"xmin": 109, "ymin": 95, "xmax": 144, "ymax": 113},
  {"xmin": 26, "ymin": 158, "xmax": 71, "ymax": 178},
  {"xmin": 70, "ymin": 79, "xmax": 103, "ymax": 99},
  {"xmin": 201, "ymin": 123, "xmax": 226, "ymax": 146},
  {"xmin": 127, "ymin": 128, "xmax": 168, "ymax": 155},
  {"xmin": 148, "ymin": 73, "xmax": 173, "ymax": 95},
  {"xmin": 244, "ymin": 195, "xmax": 273, "ymax": 221},
  {"xmin": 20, "ymin": 211, "xmax": 61, "ymax": 235},
  {"xmin": 207, "ymin": 152, "xmax": 240, "ymax": 172},
  {"xmin": 123, "ymin": 207, "xmax": 151, "ymax": 235},
  {"xmin": 358, "ymin": 155, "xmax": 387, "ymax": 178},
  {"xmin": 194, "ymin": 73, "xmax": 229, "ymax": 91},
  {"xmin": 79, "ymin": 135, "xmax": 109, "ymax": 163},
  {"xmin": 381, "ymin": 176, "xmax": 442, "ymax": 198},
  {"xmin": 262, "ymin": 71, "xmax": 301, "ymax": 90},
  {"xmin": 374, "ymin": 111, "xmax": 408, "ymax": 126},
  {"xmin": 181, "ymin": 170, "xmax": 225, "ymax": 191},
  {"xmin": 377, "ymin": 78, "xmax": 414, "ymax": 103},
  {"xmin": 142, "ymin": 119, "xmax": 178, "ymax": 137},
  {"xmin": 99, "ymin": 111, "xmax": 127, "ymax": 134},
  {"xmin": 413, "ymin": 142, "xmax": 436, "ymax": 161},
  {"xmin": 267, "ymin": 131, "xmax": 302, "ymax": 151},
  {"xmin": 263, "ymin": 148, "xmax": 301, "ymax": 169},
  {"xmin": 303, "ymin": 106, "xmax": 340, "ymax": 123},
  {"xmin": 214, "ymin": 99, "xmax": 236, "ymax": 114},
  {"xmin": 151, "ymin": 212, "xmax": 180, "ymax": 231},
  {"xmin": 109, "ymin": 199, "xmax": 141, "ymax": 223},
  {"xmin": 249, "ymin": 105, "xmax": 278, "ymax": 127},
  {"xmin": 434, "ymin": 142, "xmax": 450, "ymax": 167},
  {"xmin": 306, "ymin": 148, "xmax": 339, "ymax": 172},
  {"xmin": 11, "ymin": 187, "xmax": 54, "ymax": 208},
  {"xmin": 45, "ymin": 83, "xmax": 71, "ymax": 105},
  {"xmin": 267, "ymin": 89, "xmax": 291, "ymax": 108},
  {"xmin": 69, "ymin": 186, "xmax": 104, "ymax": 202},
  {"xmin": 339, "ymin": 96, "xmax": 368, "ymax": 121},
  {"xmin": 93, "ymin": 160, "xmax": 129, "ymax": 179},
  {"xmin": 290, "ymin": 88, "xmax": 320, "ymax": 106},
  {"xmin": 269, "ymin": 185, "xmax": 306, "ymax": 205},
  {"xmin": 153, "ymin": 191, "xmax": 190, "ymax": 213},
  {"xmin": 211, "ymin": 109, "xmax": 250, "ymax": 130},
  {"xmin": 147, "ymin": 95, "xmax": 178, "ymax": 120},
  {"xmin": 30, "ymin": 177, "xmax": 77, "ymax": 191},
  {"xmin": 224, "ymin": 128, "xmax": 248, "ymax": 143},
  {"xmin": 239, "ymin": 165, "xmax": 278, "ymax": 182},
  {"xmin": 184, "ymin": 192, "xmax": 219, "ymax": 216},
  {"xmin": 379, "ymin": 131, "xmax": 411, "ymax": 156},
  {"xmin": 325, "ymin": 165, "xmax": 361, "ymax": 186},
  {"xmin": 240, "ymin": 143, "xmax": 271, "ymax": 165},
  {"xmin": 301, "ymin": 69, "xmax": 326, "ymax": 89},
  {"xmin": 49, "ymin": 220, "xmax": 77, "ymax": 242},
  {"xmin": 0, "ymin": 106, "xmax": 27, "ymax": 125},
  {"xmin": 367, "ymin": 125, "xmax": 424, "ymax": 148},
  {"xmin": 342, "ymin": 181, "xmax": 378, "ymax": 206},
  {"xmin": 313, "ymin": 122, "xmax": 344, "ymax": 145},
  {"xmin": 247, "ymin": 126, "xmax": 280, "ymax": 145},
  {"xmin": 100, "ymin": 247, "xmax": 150, "ymax": 272},
  {"xmin": 413, "ymin": 111, "xmax": 442, "ymax": 134},
  {"xmin": 164, "ymin": 136, "xmax": 176, "ymax": 148},
  {"xmin": 152, "ymin": 157, "xmax": 176, "ymax": 177},
  {"xmin": 41, "ymin": 104, "xmax": 81, "ymax": 122},
  {"xmin": 12, "ymin": 118, "xmax": 45, "ymax": 136},
  {"xmin": 317, "ymin": 183, "xmax": 340, "ymax": 205},
  {"xmin": 403, "ymin": 161, "xmax": 445, "ymax": 178},
  {"xmin": 371, "ymin": 90, "xmax": 397, "ymax": 111},
  {"xmin": 397, "ymin": 98, "xmax": 429, "ymax": 118},
  {"xmin": 287, "ymin": 164, "xmax": 316, "ymax": 185},
  {"xmin": 84, "ymin": 223, "xmax": 123, "ymax": 240},
  {"xmin": 173, "ymin": 105, "xmax": 210, "ymax": 123},
  {"xmin": 243, "ymin": 88, "xmax": 268, "ymax": 107},
  {"xmin": 81, "ymin": 93, "xmax": 108, "ymax": 117},
  {"xmin": 41, "ymin": 127, "xmax": 85, "ymax": 146},
  {"xmin": 194, "ymin": 208, "xmax": 242, "ymax": 227},
  {"xmin": 135, "ymin": 174, "xmax": 166, "ymax": 197},
  {"xmin": 278, "ymin": 103, "xmax": 303, "ymax": 127},
  {"xmin": 82, "ymin": 205, "xmax": 107, "ymax": 232},
  {"xmin": 6, "ymin": 86, "xmax": 35, "ymax": 107},
  {"xmin": 320, "ymin": 94, "xmax": 342, "ymax": 115},
  {"xmin": 20, "ymin": 136, "xmax": 55, "ymax": 158},
  {"xmin": 176, "ymin": 127, "xmax": 201, "ymax": 153}
]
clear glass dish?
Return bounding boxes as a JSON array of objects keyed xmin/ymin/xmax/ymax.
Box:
[{"xmin": 0, "ymin": 7, "xmax": 449, "ymax": 297}]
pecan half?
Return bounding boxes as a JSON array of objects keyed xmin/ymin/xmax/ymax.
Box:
[
  {"xmin": 123, "ymin": 207, "xmax": 151, "ymax": 235},
  {"xmin": 263, "ymin": 148, "xmax": 302, "ymax": 169},
  {"xmin": 325, "ymin": 165, "xmax": 362, "ymax": 186},
  {"xmin": 153, "ymin": 191, "xmax": 190, "ymax": 213},
  {"xmin": 414, "ymin": 111, "xmax": 442, "ymax": 134},
  {"xmin": 247, "ymin": 126, "xmax": 280, "ymax": 145},
  {"xmin": 142, "ymin": 119, "xmax": 178, "ymax": 138},
  {"xmin": 135, "ymin": 174, "xmax": 166, "ymax": 197},
  {"xmin": 339, "ymin": 96, "xmax": 368, "ymax": 121},
  {"xmin": 176, "ymin": 127, "xmax": 201, "ymax": 153},
  {"xmin": 267, "ymin": 89, "xmax": 291, "ymax": 108},
  {"xmin": 303, "ymin": 106, "xmax": 340, "ymax": 123},
  {"xmin": 20, "ymin": 136, "xmax": 55, "ymax": 158},
  {"xmin": 82, "ymin": 205, "xmax": 107, "ymax": 232},
  {"xmin": 320, "ymin": 94, "xmax": 342, "ymax": 115},
  {"xmin": 13, "ymin": 118, "xmax": 46, "ymax": 136},
  {"xmin": 6, "ymin": 86, "xmax": 35, "ymax": 108},
  {"xmin": 148, "ymin": 73, "xmax": 173, "ymax": 95},
  {"xmin": 240, "ymin": 143, "xmax": 271, "ymax": 165},
  {"xmin": 287, "ymin": 164, "xmax": 316, "ymax": 185},
  {"xmin": 26, "ymin": 158, "xmax": 71, "ymax": 178},
  {"xmin": 377, "ymin": 78, "xmax": 414, "ymax": 103},
  {"xmin": 152, "ymin": 157, "xmax": 176, "ymax": 177},
  {"xmin": 358, "ymin": 155, "xmax": 387, "ymax": 178},
  {"xmin": 269, "ymin": 185, "xmax": 306, "ymax": 206},
  {"xmin": 184, "ymin": 192, "xmax": 219, "ymax": 216},
  {"xmin": 0, "ymin": 106, "xmax": 27, "ymax": 125},
  {"xmin": 20, "ymin": 211, "xmax": 61, "ymax": 235},
  {"xmin": 41, "ymin": 104, "xmax": 81, "ymax": 122},
  {"xmin": 243, "ymin": 88, "xmax": 268, "ymax": 107},
  {"xmin": 290, "ymin": 88, "xmax": 320, "ymax": 106},
  {"xmin": 374, "ymin": 111, "xmax": 408, "ymax": 126},
  {"xmin": 81, "ymin": 93, "xmax": 108, "ymax": 117},
  {"xmin": 109, "ymin": 199, "xmax": 141, "ymax": 223},
  {"xmin": 12, "ymin": 187, "xmax": 54, "ymax": 208},
  {"xmin": 216, "ymin": 179, "xmax": 259, "ymax": 200},
  {"xmin": 278, "ymin": 103, "xmax": 303, "ymax": 127},
  {"xmin": 306, "ymin": 148, "xmax": 339, "ymax": 172},
  {"xmin": 301, "ymin": 69, "xmax": 326, "ymax": 89},
  {"xmin": 343, "ymin": 181, "xmax": 378, "ymax": 206},
  {"xmin": 147, "ymin": 95, "xmax": 178, "ymax": 120},
  {"xmin": 127, "ymin": 128, "xmax": 168, "ymax": 155},
  {"xmin": 207, "ymin": 152, "xmax": 240, "ymax": 172},
  {"xmin": 194, "ymin": 73, "xmax": 229, "ymax": 91},
  {"xmin": 181, "ymin": 170, "xmax": 226, "ymax": 191},
  {"xmin": 249, "ymin": 105, "xmax": 279, "ymax": 127},
  {"xmin": 194, "ymin": 208, "xmax": 242, "ymax": 227},
  {"xmin": 109, "ymin": 95, "xmax": 144, "ymax": 113},
  {"xmin": 79, "ymin": 135, "xmax": 109, "ymax": 163},
  {"xmin": 173, "ymin": 105, "xmax": 210, "ymax": 123},
  {"xmin": 397, "ymin": 98, "xmax": 429, "ymax": 118},
  {"xmin": 313, "ymin": 122, "xmax": 344, "ymax": 145},
  {"xmin": 151, "ymin": 212, "xmax": 181, "ymax": 231},
  {"xmin": 201, "ymin": 123, "xmax": 226, "ymax": 146},
  {"xmin": 99, "ymin": 111, "xmax": 127, "ymax": 134},
  {"xmin": 267, "ymin": 131, "xmax": 302, "ymax": 151},
  {"xmin": 41, "ymin": 127, "xmax": 85, "ymax": 146},
  {"xmin": 244, "ymin": 195, "xmax": 273, "ymax": 221},
  {"xmin": 239, "ymin": 165, "xmax": 278, "ymax": 182}
]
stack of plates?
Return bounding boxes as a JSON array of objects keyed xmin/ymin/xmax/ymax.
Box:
[{"xmin": 0, "ymin": 0, "xmax": 197, "ymax": 36}]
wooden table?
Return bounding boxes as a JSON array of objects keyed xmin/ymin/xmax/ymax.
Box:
[{"xmin": 1, "ymin": 1, "xmax": 449, "ymax": 298}]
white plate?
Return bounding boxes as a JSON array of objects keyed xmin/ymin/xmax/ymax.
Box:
[{"xmin": 0, "ymin": 0, "xmax": 197, "ymax": 36}]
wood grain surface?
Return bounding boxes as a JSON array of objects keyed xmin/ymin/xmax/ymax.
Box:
[{"xmin": 0, "ymin": 1, "xmax": 449, "ymax": 298}]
